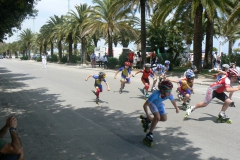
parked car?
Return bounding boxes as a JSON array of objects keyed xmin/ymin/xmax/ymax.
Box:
[{"xmin": 33, "ymin": 54, "xmax": 40, "ymax": 60}]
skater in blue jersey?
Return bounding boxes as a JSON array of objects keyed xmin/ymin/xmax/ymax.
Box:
[{"xmin": 141, "ymin": 80, "xmax": 179, "ymax": 147}]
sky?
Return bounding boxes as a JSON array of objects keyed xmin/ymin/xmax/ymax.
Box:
[{"xmin": 6, "ymin": 0, "xmax": 240, "ymax": 55}]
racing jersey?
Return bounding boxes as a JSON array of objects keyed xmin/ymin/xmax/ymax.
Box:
[
  {"xmin": 148, "ymin": 91, "xmax": 174, "ymax": 106},
  {"xmin": 93, "ymin": 75, "xmax": 106, "ymax": 85},
  {"xmin": 140, "ymin": 69, "xmax": 153, "ymax": 79},
  {"xmin": 118, "ymin": 67, "xmax": 131, "ymax": 77},
  {"xmin": 128, "ymin": 52, "xmax": 134, "ymax": 61},
  {"xmin": 210, "ymin": 76, "xmax": 231, "ymax": 93},
  {"xmin": 152, "ymin": 67, "xmax": 163, "ymax": 76},
  {"xmin": 181, "ymin": 79, "xmax": 193, "ymax": 90},
  {"xmin": 162, "ymin": 65, "xmax": 169, "ymax": 73}
]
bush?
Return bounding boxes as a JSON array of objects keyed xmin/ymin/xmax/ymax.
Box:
[
  {"xmin": 118, "ymin": 52, "xmax": 127, "ymax": 66},
  {"xmin": 60, "ymin": 56, "xmax": 68, "ymax": 63},
  {"xmin": 36, "ymin": 57, "xmax": 41, "ymax": 62},
  {"xmin": 71, "ymin": 55, "xmax": 81, "ymax": 63},
  {"xmin": 108, "ymin": 57, "xmax": 119, "ymax": 69},
  {"xmin": 20, "ymin": 56, "xmax": 28, "ymax": 60},
  {"xmin": 51, "ymin": 54, "xmax": 58, "ymax": 62}
]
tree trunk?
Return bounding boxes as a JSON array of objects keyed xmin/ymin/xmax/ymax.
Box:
[
  {"xmin": 58, "ymin": 40, "xmax": 62, "ymax": 61},
  {"xmin": 74, "ymin": 43, "xmax": 77, "ymax": 55},
  {"xmin": 140, "ymin": 0, "xmax": 146, "ymax": 68},
  {"xmin": 28, "ymin": 43, "xmax": 31, "ymax": 60},
  {"xmin": 93, "ymin": 37, "xmax": 98, "ymax": 47},
  {"xmin": 228, "ymin": 39, "xmax": 233, "ymax": 55},
  {"xmin": 39, "ymin": 45, "xmax": 42, "ymax": 57},
  {"xmin": 193, "ymin": 4, "xmax": 203, "ymax": 73},
  {"xmin": 51, "ymin": 42, "xmax": 54, "ymax": 57},
  {"xmin": 204, "ymin": 16, "xmax": 214, "ymax": 69},
  {"xmin": 68, "ymin": 38, "xmax": 73, "ymax": 63},
  {"xmin": 81, "ymin": 37, "xmax": 86, "ymax": 64},
  {"xmin": 108, "ymin": 29, "xmax": 113, "ymax": 57},
  {"xmin": 44, "ymin": 43, "xmax": 47, "ymax": 54}
]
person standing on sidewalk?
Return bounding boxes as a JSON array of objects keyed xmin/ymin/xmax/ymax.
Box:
[
  {"xmin": 42, "ymin": 52, "xmax": 47, "ymax": 68},
  {"xmin": 0, "ymin": 116, "xmax": 24, "ymax": 160},
  {"xmin": 103, "ymin": 53, "xmax": 109, "ymax": 69},
  {"xmin": 96, "ymin": 53, "xmax": 103, "ymax": 68},
  {"xmin": 90, "ymin": 53, "xmax": 96, "ymax": 68}
]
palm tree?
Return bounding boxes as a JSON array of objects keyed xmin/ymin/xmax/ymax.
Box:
[
  {"xmin": 228, "ymin": 0, "xmax": 240, "ymax": 24},
  {"xmin": 120, "ymin": 0, "xmax": 155, "ymax": 66},
  {"xmin": 153, "ymin": 0, "xmax": 233, "ymax": 72},
  {"xmin": 83, "ymin": 0, "xmax": 138, "ymax": 57},
  {"xmin": 19, "ymin": 29, "xmax": 35, "ymax": 59}
]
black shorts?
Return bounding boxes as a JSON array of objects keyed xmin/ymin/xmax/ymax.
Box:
[
  {"xmin": 0, "ymin": 153, "xmax": 21, "ymax": 160},
  {"xmin": 204, "ymin": 88, "xmax": 229, "ymax": 104}
]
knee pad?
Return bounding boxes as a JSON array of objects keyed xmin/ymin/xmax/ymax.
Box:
[{"xmin": 145, "ymin": 83, "xmax": 149, "ymax": 90}]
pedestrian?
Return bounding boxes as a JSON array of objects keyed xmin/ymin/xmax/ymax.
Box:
[
  {"xmin": 134, "ymin": 63, "xmax": 156, "ymax": 98},
  {"xmin": 96, "ymin": 53, "xmax": 103, "ymax": 68},
  {"xmin": 141, "ymin": 80, "xmax": 179, "ymax": 147},
  {"xmin": 127, "ymin": 51, "xmax": 135, "ymax": 69},
  {"xmin": 185, "ymin": 68, "xmax": 240, "ymax": 123},
  {"xmin": 42, "ymin": 52, "xmax": 47, "ymax": 68},
  {"xmin": 213, "ymin": 52, "xmax": 217, "ymax": 68},
  {"xmin": 114, "ymin": 61, "xmax": 132, "ymax": 94},
  {"xmin": 85, "ymin": 72, "xmax": 110, "ymax": 103},
  {"xmin": 90, "ymin": 53, "xmax": 96, "ymax": 68},
  {"xmin": 103, "ymin": 53, "xmax": 109, "ymax": 69},
  {"xmin": 0, "ymin": 116, "xmax": 24, "ymax": 160},
  {"xmin": 136, "ymin": 52, "xmax": 142, "ymax": 69}
]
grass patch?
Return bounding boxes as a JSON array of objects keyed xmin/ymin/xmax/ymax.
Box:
[{"xmin": 172, "ymin": 66, "xmax": 218, "ymax": 77}]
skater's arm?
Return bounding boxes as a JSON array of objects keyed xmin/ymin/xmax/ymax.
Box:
[
  {"xmin": 105, "ymin": 82, "xmax": 110, "ymax": 91},
  {"xmin": 171, "ymin": 100, "xmax": 179, "ymax": 113},
  {"xmin": 143, "ymin": 101, "xmax": 151, "ymax": 119},
  {"xmin": 166, "ymin": 78, "xmax": 179, "ymax": 83},
  {"xmin": 217, "ymin": 70, "xmax": 226, "ymax": 76},
  {"xmin": 134, "ymin": 70, "xmax": 141, "ymax": 76},
  {"xmin": 114, "ymin": 71, "xmax": 119, "ymax": 79},
  {"xmin": 225, "ymin": 86, "xmax": 240, "ymax": 92},
  {"xmin": 85, "ymin": 74, "xmax": 93, "ymax": 81}
]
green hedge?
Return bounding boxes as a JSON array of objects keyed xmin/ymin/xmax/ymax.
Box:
[
  {"xmin": 108, "ymin": 57, "xmax": 119, "ymax": 69},
  {"xmin": 20, "ymin": 56, "xmax": 28, "ymax": 60}
]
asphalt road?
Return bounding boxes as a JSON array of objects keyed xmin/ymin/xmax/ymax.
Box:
[{"xmin": 0, "ymin": 59, "xmax": 240, "ymax": 160}]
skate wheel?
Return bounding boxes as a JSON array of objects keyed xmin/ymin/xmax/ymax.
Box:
[
  {"xmin": 227, "ymin": 120, "xmax": 232, "ymax": 124},
  {"xmin": 143, "ymin": 129, "xmax": 148, "ymax": 133},
  {"xmin": 140, "ymin": 115, "xmax": 145, "ymax": 119}
]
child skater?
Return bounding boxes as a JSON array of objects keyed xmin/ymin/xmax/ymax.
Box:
[
  {"xmin": 140, "ymin": 80, "xmax": 179, "ymax": 147},
  {"xmin": 114, "ymin": 61, "xmax": 132, "ymax": 94},
  {"xmin": 85, "ymin": 72, "xmax": 110, "ymax": 103}
]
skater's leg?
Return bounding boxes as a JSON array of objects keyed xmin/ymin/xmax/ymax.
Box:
[
  {"xmin": 220, "ymin": 98, "xmax": 231, "ymax": 112},
  {"xmin": 149, "ymin": 112, "xmax": 160, "ymax": 133},
  {"xmin": 228, "ymin": 92, "xmax": 233, "ymax": 99},
  {"xmin": 183, "ymin": 93, "xmax": 190, "ymax": 104}
]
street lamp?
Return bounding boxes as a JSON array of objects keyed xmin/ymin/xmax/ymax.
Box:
[
  {"xmin": 32, "ymin": 17, "xmax": 36, "ymax": 33},
  {"xmin": 219, "ymin": 41, "xmax": 223, "ymax": 56}
]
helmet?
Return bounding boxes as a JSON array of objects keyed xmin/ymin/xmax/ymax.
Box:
[
  {"xmin": 145, "ymin": 63, "xmax": 151, "ymax": 68},
  {"xmin": 157, "ymin": 64, "xmax": 163, "ymax": 69},
  {"xmin": 227, "ymin": 68, "xmax": 239, "ymax": 77},
  {"xmin": 165, "ymin": 60, "xmax": 170, "ymax": 65},
  {"xmin": 158, "ymin": 80, "xmax": 173, "ymax": 90},
  {"xmin": 98, "ymin": 72, "xmax": 106, "ymax": 78},
  {"xmin": 222, "ymin": 64, "xmax": 230, "ymax": 69},
  {"xmin": 191, "ymin": 65, "xmax": 197, "ymax": 70},
  {"xmin": 186, "ymin": 71, "xmax": 195, "ymax": 79},
  {"xmin": 152, "ymin": 64, "xmax": 157, "ymax": 68},
  {"xmin": 124, "ymin": 61, "xmax": 130, "ymax": 66}
]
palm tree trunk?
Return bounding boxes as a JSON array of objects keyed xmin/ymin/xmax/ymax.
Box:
[
  {"xmin": 108, "ymin": 29, "xmax": 113, "ymax": 57},
  {"xmin": 44, "ymin": 44, "xmax": 47, "ymax": 54},
  {"xmin": 74, "ymin": 43, "xmax": 77, "ymax": 55},
  {"xmin": 228, "ymin": 39, "xmax": 233, "ymax": 55},
  {"xmin": 193, "ymin": 4, "xmax": 203, "ymax": 73},
  {"xmin": 51, "ymin": 42, "xmax": 54, "ymax": 57},
  {"xmin": 81, "ymin": 37, "xmax": 86, "ymax": 64},
  {"xmin": 140, "ymin": 0, "xmax": 146, "ymax": 68},
  {"xmin": 204, "ymin": 17, "xmax": 214, "ymax": 69},
  {"xmin": 68, "ymin": 38, "xmax": 73, "ymax": 63},
  {"xmin": 58, "ymin": 40, "xmax": 62, "ymax": 61},
  {"xmin": 40, "ymin": 46, "xmax": 42, "ymax": 57}
]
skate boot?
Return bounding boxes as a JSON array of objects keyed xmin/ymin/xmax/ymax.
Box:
[
  {"xmin": 184, "ymin": 106, "xmax": 195, "ymax": 118},
  {"xmin": 119, "ymin": 88, "xmax": 123, "ymax": 94},
  {"xmin": 140, "ymin": 115, "xmax": 151, "ymax": 133},
  {"xmin": 217, "ymin": 112, "xmax": 232, "ymax": 124},
  {"xmin": 143, "ymin": 132, "xmax": 153, "ymax": 147},
  {"xmin": 229, "ymin": 102, "xmax": 235, "ymax": 107},
  {"xmin": 96, "ymin": 98, "xmax": 99, "ymax": 105},
  {"xmin": 181, "ymin": 103, "xmax": 188, "ymax": 110},
  {"xmin": 145, "ymin": 94, "xmax": 149, "ymax": 99}
]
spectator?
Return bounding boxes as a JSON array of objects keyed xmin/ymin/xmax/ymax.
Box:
[
  {"xmin": 127, "ymin": 51, "xmax": 135, "ymax": 69},
  {"xmin": 0, "ymin": 116, "xmax": 24, "ymax": 160},
  {"xmin": 146, "ymin": 51, "xmax": 158, "ymax": 67},
  {"xmin": 103, "ymin": 52, "xmax": 109, "ymax": 69},
  {"xmin": 42, "ymin": 52, "xmax": 47, "ymax": 69},
  {"xmin": 213, "ymin": 52, "xmax": 217, "ymax": 68},
  {"xmin": 96, "ymin": 53, "xmax": 103, "ymax": 68},
  {"xmin": 136, "ymin": 52, "xmax": 142, "ymax": 69},
  {"xmin": 90, "ymin": 53, "xmax": 96, "ymax": 68}
]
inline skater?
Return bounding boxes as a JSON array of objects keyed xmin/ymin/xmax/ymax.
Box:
[
  {"xmin": 134, "ymin": 63, "xmax": 156, "ymax": 98},
  {"xmin": 150, "ymin": 64, "xmax": 165, "ymax": 91},
  {"xmin": 185, "ymin": 68, "xmax": 240, "ymax": 123},
  {"xmin": 183, "ymin": 65, "xmax": 197, "ymax": 78},
  {"xmin": 162, "ymin": 60, "xmax": 170, "ymax": 75},
  {"xmin": 114, "ymin": 61, "xmax": 132, "ymax": 94},
  {"xmin": 140, "ymin": 80, "xmax": 179, "ymax": 147},
  {"xmin": 85, "ymin": 72, "xmax": 110, "ymax": 103}
]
